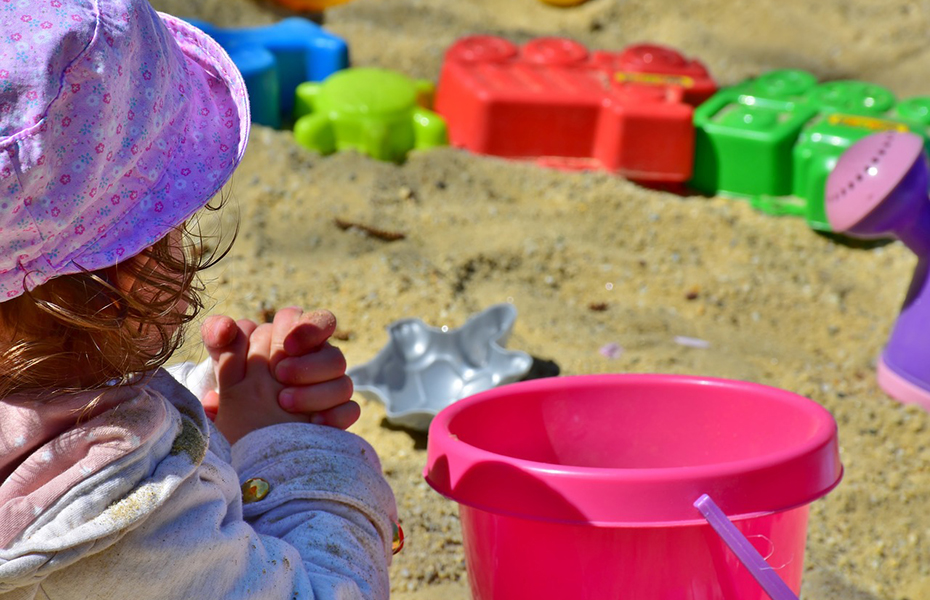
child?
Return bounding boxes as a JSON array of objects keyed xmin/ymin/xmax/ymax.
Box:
[{"xmin": 0, "ymin": 1, "xmax": 398, "ymax": 598}]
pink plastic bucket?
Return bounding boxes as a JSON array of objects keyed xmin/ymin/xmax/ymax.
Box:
[{"xmin": 424, "ymin": 374, "xmax": 843, "ymax": 599}]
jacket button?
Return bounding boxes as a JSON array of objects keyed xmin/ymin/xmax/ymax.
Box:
[{"xmin": 242, "ymin": 478, "xmax": 270, "ymax": 503}]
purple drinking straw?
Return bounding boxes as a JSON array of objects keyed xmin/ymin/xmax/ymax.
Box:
[
  {"xmin": 694, "ymin": 494, "xmax": 800, "ymax": 600},
  {"xmin": 825, "ymin": 131, "xmax": 930, "ymax": 409}
]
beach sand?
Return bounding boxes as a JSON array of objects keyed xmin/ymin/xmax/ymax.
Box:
[{"xmin": 153, "ymin": 0, "xmax": 930, "ymax": 597}]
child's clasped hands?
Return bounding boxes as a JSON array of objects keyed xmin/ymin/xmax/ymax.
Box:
[{"xmin": 200, "ymin": 308, "xmax": 360, "ymax": 443}]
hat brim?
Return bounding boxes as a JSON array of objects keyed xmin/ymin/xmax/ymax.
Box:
[
  {"xmin": 159, "ymin": 13, "xmax": 251, "ymax": 162},
  {"xmin": 60, "ymin": 13, "xmax": 251, "ymax": 279}
]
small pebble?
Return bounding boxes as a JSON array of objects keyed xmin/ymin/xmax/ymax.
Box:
[
  {"xmin": 599, "ymin": 342, "xmax": 623, "ymax": 359},
  {"xmin": 674, "ymin": 336, "xmax": 710, "ymax": 349}
]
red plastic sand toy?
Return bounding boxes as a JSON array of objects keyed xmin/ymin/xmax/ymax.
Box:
[
  {"xmin": 268, "ymin": 0, "xmax": 353, "ymax": 11},
  {"xmin": 434, "ymin": 36, "xmax": 717, "ymax": 182}
]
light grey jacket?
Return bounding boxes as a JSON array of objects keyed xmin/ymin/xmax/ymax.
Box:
[{"xmin": 0, "ymin": 363, "xmax": 397, "ymax": 600}]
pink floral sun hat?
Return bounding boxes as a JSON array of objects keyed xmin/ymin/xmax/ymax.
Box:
[{"xmin": 0, "ymin": 0, "xmax": 250, "ymax": 300}]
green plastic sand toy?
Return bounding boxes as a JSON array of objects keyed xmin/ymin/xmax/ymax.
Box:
[
  {"xmin": 293, "ymin": 67, "xmax": 448, "ymax": 163},
  {"xmin": 691, "ymin": 69, "xmax": 930, "ymax": 231}
]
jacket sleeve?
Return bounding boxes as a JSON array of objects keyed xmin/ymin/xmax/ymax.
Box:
[
  {"xmin": 164, "ymin": 360, "xmax": 397, "ymax": 595},
  {"xmin": 35, "ymin": 381, "xmax": 396, "ymax": 599},
  {"xmin": 232, "ymin": 423, "xmax": 398, "ymax": 599}
]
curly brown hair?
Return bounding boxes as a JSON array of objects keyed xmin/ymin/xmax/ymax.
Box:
[{"xmin": 0, "ymin": 206, "xmax": 234, "ymax": 399}]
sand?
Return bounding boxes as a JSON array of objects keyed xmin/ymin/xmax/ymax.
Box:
[{"xmin": 151, "ymin": 0, "xmax": 930, "ymax": 597}]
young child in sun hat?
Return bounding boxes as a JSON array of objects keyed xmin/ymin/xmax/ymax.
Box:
[{"xmin": 0, "ymin": 1, "xmax": 397, "ymax": 598}]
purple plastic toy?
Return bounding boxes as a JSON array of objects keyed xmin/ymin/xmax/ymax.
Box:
[{"xmin": 826, "ymin": 131, "xmax": 930, "ymax": 409}]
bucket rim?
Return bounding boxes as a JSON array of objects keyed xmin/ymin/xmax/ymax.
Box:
[
  {"xmin": 425, "ymin": 467, "xmax": 844, "ymax": 528},
  {"xmin": 424, "ymin": 373, "xmax": 844, "ymax": 525}
]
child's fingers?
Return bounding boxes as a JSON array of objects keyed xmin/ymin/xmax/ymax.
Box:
[
  {"xmin": 278, "ymin": 375, "xmax": 354, "ymax": 414},
  {"xmin": 282, "ymin": 309, "xmax": 337, "ymax": 357},
  {"xmin": 274, "ymin": 342, "xmax": 347, "ymax": 385},
  {"xmin": 203, "ymin": 316, "xmax": 256, "ymax": 392},
  {"xmin": 201, "ymin": 316, "xmax": 257, "ymax": 356},
  {"xmin": 201, "ymin": 315, "xmax": 239, "ymax": 353},
  {"xmin": 201, "ymin": 390, "xmax": 219, "ymax": 421},
  {"xmin": 270, "ymin": 307, "xmax": 304, "ymax": 360},
  {"xmin": 309, "ymin": 400, "xmax": 361, "ymax": 430},
  {"xmin": 247, "ymin": 322, "xmax": 274, "ymax": 363},
  {"xmin": 237, "ymin": 319, "xmax": 259, "ymax": 338}
]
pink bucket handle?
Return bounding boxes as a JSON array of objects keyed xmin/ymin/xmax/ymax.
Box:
[{"xmin": 694, "ymin": 494, "xmax": 800, "ymax": 600}]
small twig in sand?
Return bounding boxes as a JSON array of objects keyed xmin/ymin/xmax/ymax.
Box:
[
  {"xmin": 259, "ymin": 301, "xmax": 276, "ymax": 324},
  {"xmin": 334, "ymin": 218, "xmax": 406, "ymax": 242}
]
